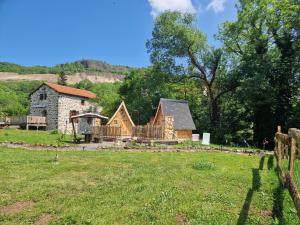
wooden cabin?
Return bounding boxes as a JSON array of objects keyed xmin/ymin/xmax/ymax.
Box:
[
  {"xmin": 106, "ymin": 101, "xmax": 135, "ymax": 137},
  {"xmin": 152, "ymin": 98, "xmax": 196, "ymax": 140}
]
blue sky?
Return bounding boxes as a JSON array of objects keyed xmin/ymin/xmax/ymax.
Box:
[{"xmin": 0, "ymin": 0, "xmax": 237, "ymax": 68}]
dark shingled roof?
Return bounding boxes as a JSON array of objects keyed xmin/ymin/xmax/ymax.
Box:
[{"xmin": 160, "ymin": 98, "xmax": 196, "ymax": 130}]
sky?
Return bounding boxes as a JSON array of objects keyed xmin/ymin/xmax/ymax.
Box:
[{"xmin": 0, "ymin": 0, "xmax": 237, "ymax": 68}]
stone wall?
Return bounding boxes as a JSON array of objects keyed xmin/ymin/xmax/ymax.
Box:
[
  {"xmin": 163, "ymin": 116, "xmax": 175, "ymax": 140},
  {"xmin": 29, "ymin": 85, "xmax": 59, "ymax": 130},
  {"xmin": 57, "ymin": 95, "xmax": 95, "ymax": 134}
]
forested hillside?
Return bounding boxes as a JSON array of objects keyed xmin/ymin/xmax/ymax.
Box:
[{"xmin": 0, "ymin": 59, "xmax": 130, "ymax": 75}]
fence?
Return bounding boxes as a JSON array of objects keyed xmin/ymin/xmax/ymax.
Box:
[
  {"xmin": 274, "ymin": 126, "xmax": 300, "ymax": 218},
  {"xmin": 91, "ymin": 126, "xmax": 121, "ymax": 141},
  {"xmin": 132, "ymin": 125, "xmax": 163, "ymax": 139},
  {"xmin": 0, "ymin": 116, "xmax": 46, "ymax": 126}
]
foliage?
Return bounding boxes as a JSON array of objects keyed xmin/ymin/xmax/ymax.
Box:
[
  {"xmin": 74, "ymin": 80, "xmax": 121, "ymax": 116},
  {"xmin": 217, "ymin": 0, "xmax": 300, "ymax": 146},
  {"xmin": 0, "ymin": 149, "xmax": 298, "ymax": 224},
  {"xmin": 0, "ymin": 60, "xmax": 130, "ymax": 75},
  {"xmin": 0, "ymin": 81, "xmax": 41, "ymax": 116},
  {"xmin": 57, "ymin": 71, "xmax": 68, "ymax": 86}
]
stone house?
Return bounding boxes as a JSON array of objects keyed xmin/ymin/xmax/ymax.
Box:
[{"xmin": 29, "ymin": 82, "xmax": 98, "ymax": 134}]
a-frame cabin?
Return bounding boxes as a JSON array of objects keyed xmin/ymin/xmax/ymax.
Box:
[{"xmin": 106, "ymin": 101, "xmax": 135, "ymax": 137}]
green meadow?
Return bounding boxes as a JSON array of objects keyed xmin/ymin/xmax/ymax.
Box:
[{"xmin": 0, "ymin": 148, "xmax": 298, "ymax": 224}]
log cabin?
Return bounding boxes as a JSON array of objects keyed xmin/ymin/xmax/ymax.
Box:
[{"xmin": 152, "ymin": 98, "xmax": 196, "ymax": 140}]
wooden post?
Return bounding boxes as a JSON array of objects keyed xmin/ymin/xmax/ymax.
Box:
[
  {"xmin": 277, "ymin": 126, "xmax": 281, "ymax": 133},
  {"xmin": 289, "ymin": 136, "xmax": 296, "ymax": 174},
  {"xmin": 277, "ymin": 139, "xmax": 282, "ymax": 167},
  {"xmin": 71, "ymin": 118, "xmax": 77, "ymax": 142}
]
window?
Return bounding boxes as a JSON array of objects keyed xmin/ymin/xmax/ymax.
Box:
[
  {"xmin": 81, "ymin": 100, "xmax": 85, "ymax": 106},
  {"xmin": 42, "ymin": 110, "xmax": 47, "ymax": 117},
  {"xmin": 69, "ymin": 110, "xmax": 79, "ymax": 123},
  {"xmin": 87, "ymin": 117, "xmax": 92, "ymax": 125},
  {"xmin": 39, "ymin": 93, "xmax": 47, "ymax": 100}
]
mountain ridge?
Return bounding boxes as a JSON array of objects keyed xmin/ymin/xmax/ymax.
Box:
[{"xmin": 0, "ymin": 59, "xmax": 131, "ymax": 84}]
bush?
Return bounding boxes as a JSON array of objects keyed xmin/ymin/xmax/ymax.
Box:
[{"xmin": 192, "ymin": 160, "xmax": 215, "ymax": 170}]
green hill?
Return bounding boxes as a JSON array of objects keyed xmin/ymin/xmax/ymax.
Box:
[{"xmin": 0, "ymin": 60, "xmax": 131, "ymax": 75}]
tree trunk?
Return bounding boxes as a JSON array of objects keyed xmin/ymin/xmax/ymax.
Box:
[{"xmin": 207, "ymin": 87, "xmax": 220, "ymax": 127}]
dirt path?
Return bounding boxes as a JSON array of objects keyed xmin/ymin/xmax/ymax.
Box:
[{"xmin": 0, "ymin": 141, "xmax": 272, "ymax": 156}]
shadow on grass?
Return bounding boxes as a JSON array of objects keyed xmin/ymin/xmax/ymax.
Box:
[
  {"xmin": 272, "ymin": 165, "xmax": 286, "ymax": 224},
  {"xmin": 237, "ymin": 157, "xmax": 264, "ymax": 225},
  {"xmin": 268, "ymin": 155, "xmax": 274, "ymax": 170},
  {"xmin": 237, "ymin": 155, "xmax": 285, "ymax": 224}
]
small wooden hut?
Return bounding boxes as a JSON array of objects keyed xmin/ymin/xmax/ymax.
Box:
[
  {"xmin": 106, "ymin": 101, "xmax": 135, "ymax": 137},
  {"xmin": 152, "ymin": 98, "xmax": 196, "ymax": 140}
]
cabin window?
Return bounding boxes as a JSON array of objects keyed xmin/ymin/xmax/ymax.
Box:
[
  {"xmin": 69, "ymin": 110, "xmax": 79, "ymax": 123},
  {"xmin": 114, "ymin": 120, "xmax": 118, "ymax": 125},
  {"xmin": 81, "ymin": 100, "xmax": 85, "ymax": 106}
]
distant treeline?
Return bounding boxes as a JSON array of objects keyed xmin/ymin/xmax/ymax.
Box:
[{"xmin": 0, "ymin": 60, "xmax": 130, "ymax": 75}]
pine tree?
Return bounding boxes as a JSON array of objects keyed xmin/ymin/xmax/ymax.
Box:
[{"xmin": 58, "ymin": 71, "xmax": 67, "ymax": 85}]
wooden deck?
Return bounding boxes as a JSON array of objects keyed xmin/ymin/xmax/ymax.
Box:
[{"xmin": 0, "ymin": 116, "xmax": 46, "ymax": 129}]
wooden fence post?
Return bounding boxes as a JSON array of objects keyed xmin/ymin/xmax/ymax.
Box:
[
  {"xmin": 289, "ymin": 136, "xmax": 296, "ymax": 174},
  {"xmin": 276, "ymin": 126, "xmax": 282, "ymax": 167}
]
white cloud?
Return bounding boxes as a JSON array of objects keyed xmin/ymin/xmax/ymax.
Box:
[
  {"xmin": 206, "ymin": 0, "xmax": 226, "ymax": 13},
  {"xmin": 148, "ymin": 0, "xmax": 196, "ymax": 17}
]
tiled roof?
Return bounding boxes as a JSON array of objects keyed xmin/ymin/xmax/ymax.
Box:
[
  {"xmin": 160, "ymin": 98, "xmax": 196, "ymax": 130},
  {"xmin": 45, "ymin": 83, "xmax": 96, "ymax": 99}
]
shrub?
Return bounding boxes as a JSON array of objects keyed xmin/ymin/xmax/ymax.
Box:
[{"xmin": 192, "ymin": 160, "xmax": 215, "ymax": 170}]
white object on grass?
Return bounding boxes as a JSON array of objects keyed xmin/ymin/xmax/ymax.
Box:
[
  {"xmin": 192, "ymin": 134, "xmax": 199, "ymax": 142},
  {"xmin": 202, "ymin": 133, "xmax": 210, "ymax": 145}
]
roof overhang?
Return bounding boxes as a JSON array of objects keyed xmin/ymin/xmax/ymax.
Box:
[{"xmin": 71, "ymin": 113, "xmax": 109, "ymax": 120}]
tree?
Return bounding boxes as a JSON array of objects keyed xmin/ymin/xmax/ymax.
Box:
[
  {"xmin": 147, "ymin": 11, "xmax": 240, "ymax": 139},
  {"xmin": 57, "ymin": 71, "xmax": 68, "ymax": 85},
  {"xmin": 218, "ymin": 0, "xmax": 300, "ymax": 147}
]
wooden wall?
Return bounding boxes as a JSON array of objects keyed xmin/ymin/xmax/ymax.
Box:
[
  {"xmin": 107, "ymin": 107, "xmax": 133, "ymax": 136},
  {"xmin": 176, "ymin": 130, "xmax": 192, "ymax": 140},
  {"xmin": 152, "ymin": 105, "xmax": 163, "ymax": 126}
]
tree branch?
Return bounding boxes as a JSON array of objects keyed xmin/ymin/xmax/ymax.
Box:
[
  {"xmin": 214, "ymin": 83, "xmax": 239, "ymax": 101},
  {"xmin": 187, "ymin": 46, "xmax": 207, "ymax": 81}
]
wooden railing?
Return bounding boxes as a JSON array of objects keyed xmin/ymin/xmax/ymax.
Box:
[
  {"xmin": 91, "ymin": 126, "xmax": 121, "ymax": 140},
  {"xmin": 274, "ymin": 126, "xmax": 300, "ymax": 218},
  {"xmin": 132, "ymin": 125, "xmax": 163, "ymax": 139},
  {"xmin": 0, "ymin": 116, "xmax": 46, "ymax": 125}
]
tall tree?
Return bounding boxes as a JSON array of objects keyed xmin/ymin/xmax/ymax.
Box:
[
  {"xmin": 218, "ymin": 0, "xmax": 300, "ymax": 146},
  {"xmin": 147, "ymin": 12, "xmax": 239, "ymax": 138}
]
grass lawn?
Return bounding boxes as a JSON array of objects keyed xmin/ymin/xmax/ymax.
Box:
[
  {"xmin": 0, "ymin": 129, "xmax": 72, "ymax": 145},
  {"xmin": 0, "ymin": 148, "xmax": 298, "ymax": 224}
]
